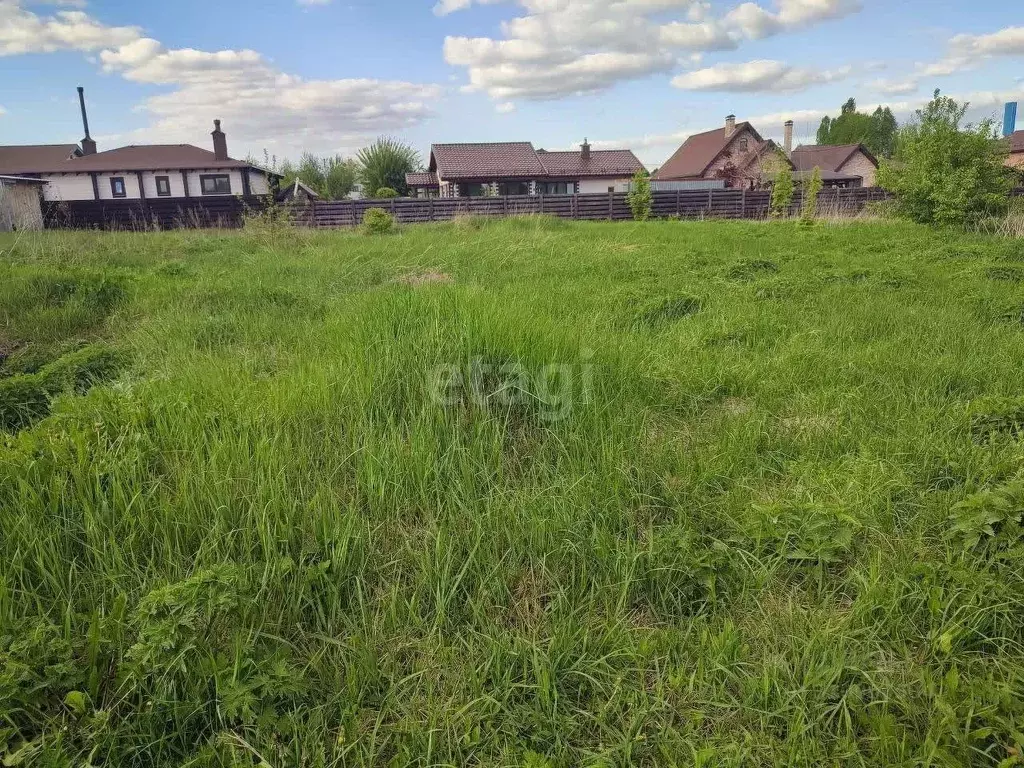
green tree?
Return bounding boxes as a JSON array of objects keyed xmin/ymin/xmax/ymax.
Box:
[
  {"xmin": 279, "ymin": 153, "xmax": 358, "ymax": 200},
  {"xmin": 770, "ymin": 166, "xmax": 794, "ymax": 217},
  {"xmin": 877, "ymin": 90, "xmax": 1011, "ymax": 227},
  {"xmin": 817, "ymin": 98, "xmax": 898, "ymax": 158},
  {"xmin": 627, "ymin": 169, "xmax": 652, "ymax": 221},
  {"xmin": 357, "ymin": 137, "xmax": 421, "ymax": 197},
  {"xmin": 801, "ymin": 166, "xmax": 823, "ymax": 221}
]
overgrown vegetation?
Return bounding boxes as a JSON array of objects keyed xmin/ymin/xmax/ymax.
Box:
[
  {"xmin": 362, "ymin": 206, "xmax": 395, "ymax": 234},
  {"xmin": 3, "ymin": 220, "xmax": 1024, "ymax": 766},
  {"xmin": 278, "ymin": 152, "xmax": 358, "ymax": 200},
  {"xmin": 801, "ymin": 166, "xmax": 823, "ymax": 222},
  {"xmin": 878, "ymin": 90, "xmax": 1013, "ymax": 227},
  {"xmin": 770, "ymin": 165, "xmax": 794, "ymax": 217},
  {"xmin": 626, "ymin": 169, "xmax": 652, "ymax": 221}
]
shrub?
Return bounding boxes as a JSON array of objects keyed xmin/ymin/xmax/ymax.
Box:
[
  {"xmin": 877, "ymin": 90, "xmax": 1012, "ymax": 227},
  {"xmin": 770, "ymin": 167, "xmax": 794, "ymax": 218},
  {"xmin": 373, "ymin": 187, "xmax": 398, "ymax": 199},
  {"xmin": 357, "ymin": 136, "xmax": 420, "ymax": 197},
  {"xmin": 627, "ymin": 169, "xmax": 652, "ymax": 221},
  {"xmin": 801, "ymin": 166, "xmax": 823, "ymax": 222},
  {"xmin": 363, "ymin": 207, "xmax": 395, "ymax": 235}
]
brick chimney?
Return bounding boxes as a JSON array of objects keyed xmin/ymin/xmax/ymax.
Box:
[
  {"xmin": 724, "ymin": 114, "xmax": 737, "ymax": 139},
  {"xmin": 77, "ymin": 86, "xmax": 96, "ymax": 156},
  {"xmin": 784, "ymin": 120, "xmax": 794, "ymax": 154},
  {"xmin": 211, "ymin": 119, "xmax": 228, "ymax": 161},
  {"xmin": 581, "ymin": 137, "xmax": 591, "ymax": 161}
]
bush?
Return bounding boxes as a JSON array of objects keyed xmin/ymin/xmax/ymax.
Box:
[
  {"xmin": 801, "ymin": 166, "xmax": 823, "ymax": 222},
  {"xmin": 877, "ymin": 90, "xmax": 1012, "ymax": 227},
  {"xmin": 363, "ymin": 207, "xmax": 395, "ymax": 235},
  {"xmin": 770, "ymin": 167, "xmax": 794, "ymax": 218},
  {"xmin": 627, "ymin": 169, "xmax": 652, "ymax": 221},
  {"xmin": 373, "ymin": 187, "xmax": 398, "ymax": 199}
]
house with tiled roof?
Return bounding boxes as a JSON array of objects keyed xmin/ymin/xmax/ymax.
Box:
[
  {"xmin": 407, "ymin": 140, "xmax": 645, "ymax": 198},
  {"xmin": 654, "ymin": 115, "xmax": 879, "ymax": 189},
  {"xmin": 0, "ymin": 88, "xmax": 279, "ymax": 205},
  {"xmin": 790, "ymin": 143, "xmax": 879, "ymax": 188}
]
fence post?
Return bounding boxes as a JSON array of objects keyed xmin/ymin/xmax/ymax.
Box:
[
  {"xmin": 608, "ymin": 190, "xmax": 613, "ymax": 221},
  {"xmin": 429, "ymin": 196, "xmax": 434, "ymax": 223},
  {"xmin": 539, "ymin": 193, "xmax": 544, "ymax": 215},
  {"xmin": 741, "ymin": 188, "xmax": 746, "ymax": 219},
  {"xmin": 676, "ymin": 189, "xmax": 681, "ymax": 217},
  {"xmin": 351, "ymin": 201, "xmax": 357, "ymax": 228}
]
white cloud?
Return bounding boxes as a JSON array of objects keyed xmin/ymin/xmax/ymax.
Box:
[
  {"xmin": 441, "ymin": 0, "xmax": 862, "ymax": 101},
  {"xmin": 0, "ymin": 0, "xmax": 442, "ymax": 157},
  {"xmin": 866, "ymin": 78, "xmax": 919, "ymax": 96},
  {"xmin": 671, "ymin": 59, "xmax": 851, "ymax": 93},
  {"xmin": 949, "ymin": 26, "xmax": 1024, "ymax": 58},
  {"xmin": 0, "ymin": 1, "xmax": 139, "ymax": 55},
  {"xmin": 0, "ymin": 105, "xmax": 6, "ymax": 116},
  {"xmin": 495, "ymin": 101, "xmax": 516, "ymax": 113}
]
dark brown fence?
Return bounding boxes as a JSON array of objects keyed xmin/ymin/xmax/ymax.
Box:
[
  {"xmin": 40, "ymin": 187, "xmax": 895, "ymax": 231},
  {"xmin": 307, "ymin": 187, "xmax": 892, "ymax": 227},
  {"xmin": 42, "ymin": 196, "xmax": 270, "ymax": 230}
]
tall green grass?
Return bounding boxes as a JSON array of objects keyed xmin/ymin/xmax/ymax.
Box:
[{"xmin": 2, "ymin": 219, "xmax": 1024, "ymax": 766}]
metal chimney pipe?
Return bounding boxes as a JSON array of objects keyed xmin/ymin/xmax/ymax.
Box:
[
  {"xmin": 784, "ymin": 120, "xmax": 794, "ymax": 154},
  {"xmin": 77, "ymin": 87, "xmax": 97, "ymax": 155}
]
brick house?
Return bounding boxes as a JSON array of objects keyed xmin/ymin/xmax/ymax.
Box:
[
  {"xmin": 1005, "ymin": 131, "xmax": 1024, "ymax": 174},
  {"xmin": 406, "ymin": 140, "xmax": 645, "ymax": 198},
  {"xmin": 654, "ymin": 115, "xmax": 879, "ymax": 189},
  {"xmin": 790, "ymin": 144, "xmax": 879, "ymax": 188}
]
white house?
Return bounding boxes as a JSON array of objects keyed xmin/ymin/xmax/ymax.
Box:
[{"xmin": 0, "ymin": 89, "xmax": 278, "ymax": 204}]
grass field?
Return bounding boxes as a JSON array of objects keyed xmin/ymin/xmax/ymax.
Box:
[{"xmin": 2, "ymin": 217, "xmax": 1024, "ymax": 767}]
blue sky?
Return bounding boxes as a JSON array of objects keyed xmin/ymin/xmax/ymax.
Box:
[{"xmin": 1, "ymin": 0, "xmax": 1022, "ymax": 168}]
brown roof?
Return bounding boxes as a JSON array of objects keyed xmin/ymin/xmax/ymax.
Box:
[
  {"xmin": 0, "ymin": 144, "xmax": 81, "ymax": 175},
  {"xmin": 0, "ymin": 142, "xmax": 275, "ymax": 175},
  {"xmin": 1007, "ymin": 130, "xmax": 1024, "ymax": 154},
  {"xmin": 430, "ymin": 142, "xmax": 547, "ymax": 180},
  {"xmin": 56, "ymin": 144, "xmax": 255, "ymax": 172},
  {"xmin": 406, "ymin": 171, "xmax": 439, "ymax": 187},
  {"xmin": 653, "ymin": 123, "xmax": 763, "ymax": 180},
  {"xmin": 790, "ymin": 144, "xmax": 878, "ymax": 173},
  {"xmin": 539, "ymin": 149, "xmax": 645, "ymax": 178}
]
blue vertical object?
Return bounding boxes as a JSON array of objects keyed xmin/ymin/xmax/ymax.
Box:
[{"xmin": 1004, "ymin": 102, "xmax": 1018, "ymax": 137}]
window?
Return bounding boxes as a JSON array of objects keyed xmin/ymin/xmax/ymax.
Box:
[
  {"xmin": 497, "ymin": 181, "xmax": 530, "ymax": 196},
  {"xmin": 738, "ymin": 138, "xmax": 749, "ymax": 151},
  {"xmin": 462, "ymin": 183, "xmax": 487, "ymax": 197},
  {"xmin": 155, "ymin": 175, "xmax": 171, "ymax": 196},
  {"xmin": 110, "ymin": 177, "xmax": 126, "ymax": 198},
  {"xmin": 200, "ymin": 174, "xmax": 232, "ymax": 195},
  {"xmin": 608, "ymin": 186, "xmax": 615, "ymax": 193},
  {"xmin": 538, "ymin": 181, "xmax": 570, "ymax": 195}
]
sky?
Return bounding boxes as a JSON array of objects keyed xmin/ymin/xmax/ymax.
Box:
[{"xmin": 0, "ymin": 0, "xmax": 1022, "ymax": 169}]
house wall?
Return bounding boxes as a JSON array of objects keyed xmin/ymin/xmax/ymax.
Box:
[
  {"xmin": 0, "ymin": 182, "xmax": 44, "ymax": 231},
  {"xmin": 578, "ymin": 177, "xmax": 632, "ymax": 194},
  {"xmin": 702, "ymin": 127, "xmax": 761, "ymax": 187},
  {"xmin": 837, "ymin": 151, "xmax": 877, "ymax": 187},
  {"xmin": 40, "ymin": 168, "xmax": 271, "ymax": 201}
]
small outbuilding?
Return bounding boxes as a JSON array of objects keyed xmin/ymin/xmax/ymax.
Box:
[{"xmin": 0, "ymin": 175, "xmax": 47, "ymax": 231}]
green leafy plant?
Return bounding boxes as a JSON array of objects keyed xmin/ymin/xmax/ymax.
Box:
[
  {"xmin": 627, "ymin": 169, "xmax": 652, "ymax": 221},
  {"xmin": 770, "ymin": 166, "xmax": 794, "ymax": 218},
  {"xmin": 818, "ymin": 98, "xmax": 898, "ymax": 158},
  {"xmin": 374, "ymin": 187, "xmax": 398, "ymax": 199},
  {"xmin": 877, "ymin": 90, "xmax": 1012, "ymax": 227},
  {"xmin": 800, "ymin": 166, "xmax": 823, "ymax": 222},
  {"xmin": 278, "ymin": 152, "xmax": 357, "ymax": 201},
  {"xmin": 362, "ymin": 207, "xmax": 395, "ymax": 234},
  {"xmin": 357, "ymin": 137, "xmax": 421, "ymax": 197}
]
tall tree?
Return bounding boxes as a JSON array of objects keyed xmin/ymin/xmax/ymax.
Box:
[
  {"xmin": 356, "ymin": 137, "xmax": 421, "ymax": 197},
  {"xmin": 817, "ymin": 98, "xmax": 898, "ymax": 158}
]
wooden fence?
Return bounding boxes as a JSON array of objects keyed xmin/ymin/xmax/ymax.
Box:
[
  {"xmin": 42, "ymin": 196, "xmax": 268, "ymax": 230},
  {"xmin": 305, "ymin": 187, "xmax": 892, "ymax": 227},
  {"xmin": 40, "ymin": 187, "xmax": 894, "ymax": 231}
]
